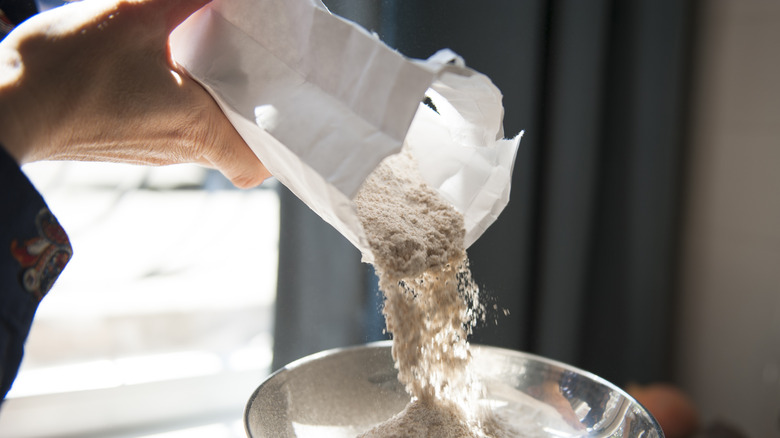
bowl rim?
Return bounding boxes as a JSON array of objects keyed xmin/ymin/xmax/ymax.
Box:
[{"xmin": 244, "ymin": 340, "xmax": 663, "ymax": 437}]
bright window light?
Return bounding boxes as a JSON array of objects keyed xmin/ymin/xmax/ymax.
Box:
[{"xmin": 0, "ymin": 162, "xmax": 279, "ymax": 438}]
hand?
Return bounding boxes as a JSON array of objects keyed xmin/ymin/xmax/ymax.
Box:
[{"xmin": 0, "ymin": 0, "xmax": 270, "ymax": 188}]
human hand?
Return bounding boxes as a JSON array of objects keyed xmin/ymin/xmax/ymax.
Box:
[{"xmin": 0, "ymin": 0, "xmax": 270, "ymax": 188}]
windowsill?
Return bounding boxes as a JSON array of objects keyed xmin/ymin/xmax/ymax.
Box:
[{"xmin": 0, "ymin": 368, "xmax": 270, "ymax": 437}]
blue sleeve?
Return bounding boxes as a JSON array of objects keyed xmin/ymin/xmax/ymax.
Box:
[{"xmin": 0, "ymin": 145, "xmax": 71, "ymax": 400}]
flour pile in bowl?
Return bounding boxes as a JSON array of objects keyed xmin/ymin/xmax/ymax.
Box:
[{"xmin": 354, "ymin": 148, "xmax": 513, "ymax": 438}]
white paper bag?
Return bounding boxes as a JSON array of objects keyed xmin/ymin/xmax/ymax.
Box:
[{"xmin": 170, "ymin": 0, "xmax": 521, "ymax": 262}]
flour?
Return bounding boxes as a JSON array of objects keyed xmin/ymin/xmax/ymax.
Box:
[
  {"xmin": 354, "ymin": 148, "xmax": 510, "ymax": 438},
  {"xmin": 357, "ymin": 399, "xmax": 477, "ymax": 438},
  {"xmin": 354, "ymin": 149, "xmax": 464, "ymax": 282}
]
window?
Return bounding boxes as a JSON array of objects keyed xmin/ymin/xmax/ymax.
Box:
[{"xmin": 0, "ymin": 162, "xmax": 279, "ymax": 437}]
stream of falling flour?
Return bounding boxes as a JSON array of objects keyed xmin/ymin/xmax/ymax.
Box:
[{"xmin": 353, "ymin": 148, "xmax": 514, "ymax": 438}]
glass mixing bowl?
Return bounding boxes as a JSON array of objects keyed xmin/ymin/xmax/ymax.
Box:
[{"xmin": 245, "ymin": 341, "xmax": 663, "ymax": 437}]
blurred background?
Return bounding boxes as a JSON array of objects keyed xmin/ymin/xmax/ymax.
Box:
[{"xmin": 1, "ymin": 0, "xmax": 778, "ymax": 437}]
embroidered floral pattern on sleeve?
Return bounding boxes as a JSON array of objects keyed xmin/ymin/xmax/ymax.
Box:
[{"xmin": 10, "ymin": 208, "xmax": 72, "ymax": 301}]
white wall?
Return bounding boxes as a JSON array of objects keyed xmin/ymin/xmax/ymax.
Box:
[{"xmin": 676, "ymin": 1, "xmax": 780, "ymax": 437}]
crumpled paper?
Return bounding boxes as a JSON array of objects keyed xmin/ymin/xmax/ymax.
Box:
[{"xmin": 170, "ymin": 0, "xmax": 521, "ymax": 262}]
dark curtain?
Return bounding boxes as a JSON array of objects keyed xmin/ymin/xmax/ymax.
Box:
[{"xmin": 273, "ymin": 0, "xmax": 693, "ymax": 387}]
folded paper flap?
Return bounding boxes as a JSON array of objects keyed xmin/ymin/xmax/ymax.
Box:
[
  {"xmin": 171, "ymin": 0, "xmax": 520, "ymax": 257},
  {"xmin": 407, "ymin": 93, "xmax": 522, "ymax": 250},
  {"xmin": 431, "ymin": 71, "xmax": 506, "ymax": 142},
  {"xmin": 414, "ymin": 48, "xmax": 467, "ymax": 71}
]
